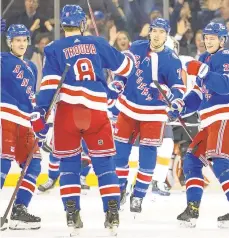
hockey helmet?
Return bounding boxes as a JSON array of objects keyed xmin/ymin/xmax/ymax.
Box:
[
  {"xmin": 94, "ymin": 11, "xmax": 105, "ymax": 21},
  {"xmin": 149, "ymin": 18, "xmax": 171, "ymax": 34},
  {"xmin": 61, "ymin": 5, "xmax": 86, "ymax": 28},
  {"xmin": 6, "ymin": 24, "xmax": 31, "ymax": 45},
  {"xmin": 203, "ymin": 22, "xmax": 228, "ymax": 39}
]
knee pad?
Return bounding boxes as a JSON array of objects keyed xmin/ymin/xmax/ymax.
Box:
[
  {"xmin": 183, "ymin": 153, "xmax": 203, "ymax": 176},
  {"xmin": 139, "ymin": 145, "xmax": 157, "ymax": 171},
  {"xmin": 212, "ymin": 158, "xmax": 229, "ymax": 180},
  {"xmin": 26, "ymin": 158, "xmax": 41, "ymax": 179},
  {"xmin": 92, "ymin": 156, "xmax": 115, "ymax": 176},
  {"xmin": 59, "ymin": 155, "xmax": 81, "ymax": 174},
  {"xmin": 49, "ymin": 153, "xmax": 60, "ymax": 164},
  {"xmin": 113, "ymin": 141, "xmax": 132, "ymax": 167}
]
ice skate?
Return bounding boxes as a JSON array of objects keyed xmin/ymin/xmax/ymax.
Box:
[
  {"xmin": 38, "ymin": 178, "xmax": 57, "ymax": 193},
  {"xmin": 0, "ymin": 217, "xmax": 8, "ymax": 231},
  {"xmin": 151, "ymin": 180, "xmax": 170, "ymax": 196},
  {"xmin": 130, "ymin": 194, "xmax": 143, "ymax": 213},
  {"xmin": 177, "ymin": 201, "xmax": 200, "ymax": 228},
  {"xmin": 66, "ymin": 200, "xmax": 83, "ymax": 236},
  {"xmin": 218, "ymin": 213, "xmax": 229, "ymax": 228},
  {"xmin": 9, "ymin": 204, "xmax": 41, "ymax": 230},
  {"xmin": 104, "ymin": 200, "xmax": 119, "ymax": 236}
]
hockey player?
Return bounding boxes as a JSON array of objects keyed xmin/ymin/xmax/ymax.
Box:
[
  {"xmin": 38, "ymin": 139, "xmax": 91, "ymax": 192},
  {"xmin": 0, "ymin": 24, "xmax": 41, "ymax": 230},
  {"xmin": 113, "ymin": 18, "xmax": 186, "ymax": 213},
  {"xmin": 31, "ymin": 5, "xmax": 134, "ymax": 234},
  {"xmin": 168, "ymin": 22, "xmax": 229, "ymax": 228}
]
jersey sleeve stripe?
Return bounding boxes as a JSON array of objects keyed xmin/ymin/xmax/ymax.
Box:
[{"xmin": 112, "ymin": 56, "xmax": 133, "ymax": 77}]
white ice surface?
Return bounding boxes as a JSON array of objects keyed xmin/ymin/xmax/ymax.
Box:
[{"xmin": 0, "ymin": 188, "xmax": 228, "ymax": 238}]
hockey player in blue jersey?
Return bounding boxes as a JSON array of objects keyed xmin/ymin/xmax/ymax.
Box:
[
  {"xmin": 0, "ymin": 25, "xmax": 41, "ymax": 230},
  {"xmin": 168, "ymin": 22, "xmax": 229, "ymax": 228},
  {"xmin": 112, "ymin": 18, "xmax": 186, "ymax": 213},
  {"xmin": 38, "ymin": 139, "xmax": 92, "ymax": 192},
  {"xmin": 31, "ymin": 5, "xmax": 134, "ymax": 234}
]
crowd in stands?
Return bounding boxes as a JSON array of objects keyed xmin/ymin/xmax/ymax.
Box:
[{"xmin": 1, "ymin": 0, "xmax": 229, "ymax": 88}]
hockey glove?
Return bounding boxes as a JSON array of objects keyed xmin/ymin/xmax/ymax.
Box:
[
  {"xmin": 167, "ymin": 98, "xmax": 185, "ymax": 120},
  {"xmin": 108, "ymin": 80, "xmax": 124, "ymax": 99},
  {"xmin": 108, "ymin": 80, "xmax": 124, "ymax": 94},
  {"xmin": 31, "ymin": 107, "xmax": 50, "ymax": 141},
  {"xmin": 186, "ymin": 60, "xmax": 209, "ymax": 79},
  {"xmin": 150, "ymin": 83, "xmax": 174, "ymax": 102}
]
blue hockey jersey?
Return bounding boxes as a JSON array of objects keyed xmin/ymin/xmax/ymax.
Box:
[
  {"xmin": 0, "ymin": 52, "xmax": 37, "ymax": 127},
  {"xmin": 36, "ymin": 35, "xmax": 134, "ymax": 111},
  {"xmin": 115, "ymin": 40, "xmax": 186, "ymax": 121},
  {"xmin": 184, "ymin": 49, "xmax": 229, "ymax": 128}
]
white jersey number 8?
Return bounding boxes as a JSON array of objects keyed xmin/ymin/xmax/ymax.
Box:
[{"xmin": 74, "ymin": 58, "xmax": 96, "ymax": 81}]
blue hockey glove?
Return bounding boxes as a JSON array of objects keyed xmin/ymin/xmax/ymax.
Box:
[
  {"xmin": 167, "ymin": 98, "xmax": 185, "ymax": 120},
  {"xmin": 31, "ymin": 107, "xmax": 50, "ymax": 141}
]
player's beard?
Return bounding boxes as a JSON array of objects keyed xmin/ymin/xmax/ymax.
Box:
[{"xmin": 150, "ymin": 40, "xmax": 165, "ymax": 50}]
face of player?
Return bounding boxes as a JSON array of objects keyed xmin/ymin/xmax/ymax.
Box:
[
  {"xmin": 116, "ymin": 33, "xmax": 130, "ymax": 51},
  {"xmin": 204, "ymin": 34, "xmax": 223, "ymax": 54},
  {"xmin": 10, "ymin": 36, "xmax": 28, "ymax": 57},
  {"xmin": 149, "ymin": 27, "xmax": 167, "ymax": 50}
]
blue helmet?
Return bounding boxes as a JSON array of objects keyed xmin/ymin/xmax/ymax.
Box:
[
  {"xmin": 203, "ymin": 22, "xmax": 228, "ymax": 38},
  {"xmin": 94, "ymin": 11, "xmax": 105, "ymax": 20},
  {"xmin": 6, "ymin": 24, "xmax": 30, "ymax": 45},
  {"xmin": 149, "ymin": 18, "xmax": 170, "ymax": 33},
  {"xmin": 61, "ymin": 5, "xmax": 86, "ymax": 28}
]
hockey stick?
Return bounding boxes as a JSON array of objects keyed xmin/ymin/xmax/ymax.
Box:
[
  {"xmin": 150, "ymin": 53, "xmax": 210, "ymax": 167},
  {"xmin": 0, "ymin": 63, "xmax": 70, "ymax": 229},
  {"xmin": 153, "ymin": 80, "xmax": 194, "ymax": 141},
  {"xmin": 153, "ymin": 80, "xmax": 209, "ymax": 167}
]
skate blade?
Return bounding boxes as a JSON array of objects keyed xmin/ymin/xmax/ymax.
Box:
[
  {"xmin": 69, "ymin": 228, "xmax": 81, "ymax": 237},
  {"xmin": 178, "ymin": 219, "xmax": 197, "ymax": 228},
  {"xmin": 105, "ymin": 225, "xmax": 118, "ymax": 237},
  {"xmin": 9, "ymin": 220, "xmax": 41, "ymax": 230},
  {"xmin": 81, "ymin": 190, "xmax": 88, "ymax": 195},
  {"xmin": 218, "ymin": 220, "xmax": 229, "ymax": 229},
  {"xmin": 37, "ymin": 188, "xmax": 53, "ymax": 195}
]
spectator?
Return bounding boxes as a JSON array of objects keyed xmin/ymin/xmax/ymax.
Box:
[
  {"xmin": 6, "ymin": 0, "xmax": 53, "ymax": 44},
  {"xmin": 26, "ymin": 33, "xmax": 52, "ymax": 91},
  {"xmin": 113, "ymin": 31, "xmax": 131, "ymax": 51},
  {"xmin": 194, "ymin": 30, "xmax": 206, "ymax": 60}
]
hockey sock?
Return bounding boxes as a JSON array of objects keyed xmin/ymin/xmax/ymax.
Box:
[
  {"xmin": 92, "ymin": 156, "xmax": 120, "ymax": 212},
  {"xmin": 48, "ymin": 154, "xmax": 60, "ymax": 180},
  {"xmin": 81, "ymin": 153, "xmax": 91, "ymax": 177},
  {"xmin": 133, "ymin": 145, "xmax": 157, "ymax": 198},
  {"xmin": 81, "ymin": 139, "xmax": 89, "ymax": 155},
  {"xmin": 59, "ymin": 155, "xmax": 81, "ymax": 210},
  {"xmin": 183, "ymin": 153, "xmax": 204, "ymax": 203},
  {"xmin": 0, "ymin": 159, "xmax": 11, "ymax": 189},
  {"xmin": 15, "ymin": 158, "xmax": 41, "ymax": 207},
  {"xmin": 153, "ymin": 138, "xmax": 174, "ymax": 183},
  {"xmin": 113, "ymin": 141, "xmax": 132, "ymax": 192},
  {"xmin": 212, "ymin": 158, "xmax": 229, "ymax": 201},
  {"xmin": 81, "ymin": 164, "xmax": 91, "ymax": 177}
]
